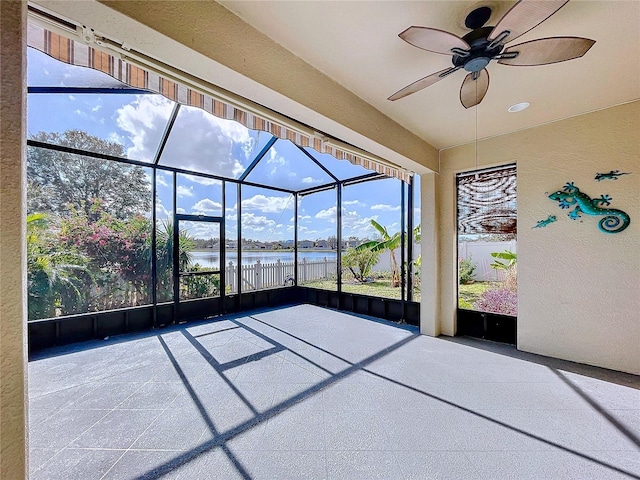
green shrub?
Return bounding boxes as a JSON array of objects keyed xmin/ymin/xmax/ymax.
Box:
[
  {"xmin": 458, "ymin": 297, "xmax": 474, "ymax": 310},
  {"xmin": 458, "ymin": 256, "xmax": 476, "ymax": 284},
  {"xmin": 343, "ymin": 246, "xmax": 379, "ymax": 282}
]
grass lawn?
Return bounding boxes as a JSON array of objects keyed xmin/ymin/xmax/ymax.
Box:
[
  {"xmin": 300, "ymin": 278, "xmax": 488, "ymax": 307},
  {"xmin": 301, "ymin": 279, "xmax": 402, "ymax": 300},
  {"xmin": 458, "ymin": 281, "xmax": 496, "ymax": 309}
]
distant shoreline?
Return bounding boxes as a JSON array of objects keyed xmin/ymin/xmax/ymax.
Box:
[{"xmin": 191, "ymin": 248, "xmax": 337, "ymax": 253}]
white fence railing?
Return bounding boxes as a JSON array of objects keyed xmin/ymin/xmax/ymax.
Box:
[{"xmin": 225, "ymin": 257, "xmax": 337, "ymax": 293}]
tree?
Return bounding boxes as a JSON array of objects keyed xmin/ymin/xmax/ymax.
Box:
[
  {"xmin": 412, "ymin": 224, "xmax": 421, "ymax": 268},
  {"xmin": 356, "ymin": 220, "xmax": 401, "ymax": 287},
  {"xmin": 327, "ymin": 235, "xmax": 337, "ymax": 250},
  {"xmin": 28, "ymin": 130, "xmax": 151, "ymax": 221},
  {"xmin": 27, "ymin": 213, "xmax": 91, "ymax": 319},
  {"xmin": 410, "ymin": 224, "xmax": 421, "ymax": 293},
  {"xmin": 342, "ymin": 246, "xmax": 379, "ymax": 283},
  {"xmin": 59, "ymin": 202, "xmax": 152, "ymax": 310},
  {"xmin": 490, "ymin": 250, "xmax": 517, "ymax": 292},
  {"xmin": 154, "ymin": 221, "xmax": 195, "ymax": 301}
]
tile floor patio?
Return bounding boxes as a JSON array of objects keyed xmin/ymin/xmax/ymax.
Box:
[{"xmin": 28, "ymin": 304, "xmax": 640, "ymax": 479}]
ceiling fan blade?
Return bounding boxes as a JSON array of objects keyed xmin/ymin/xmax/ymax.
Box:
[
  {"xmin": 388, "ymin": 67, "xmax": 459, "ymax": 101},
  {"xmin": 399, "ymin": 26, "xmax": 470, "ymax": 55},
  {"xmin": 498, "ymin": 37, "xmax": 596, "ymax": 66},
  {"xmin": 460, "ymin": 69, "xmax": 490, "ymax": 109},
  {"xmin": 488, "ymin": 0, "xmax": 569, "ymax": 45}
]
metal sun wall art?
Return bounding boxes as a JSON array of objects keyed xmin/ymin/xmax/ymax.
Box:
[{"xmin": 548, "ymin": 182, "xmax": 630, "ymax": 234}]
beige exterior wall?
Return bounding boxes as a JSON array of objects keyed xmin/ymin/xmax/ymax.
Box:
[
  {"xmin": 420, "ymin": 174, "xmax": 440, "ymax": 336},
  {"xmin": 0, "ymin": 0, "xmax": 28, "ymax": 477},
  {"xmin": 438, "ymin": 101, "xmax": 640, "ymax": 374}
]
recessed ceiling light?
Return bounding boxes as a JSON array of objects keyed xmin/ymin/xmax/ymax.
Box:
[{"xmin": 508, "ymin": 102, "xmax": 530, "ymax": 113}]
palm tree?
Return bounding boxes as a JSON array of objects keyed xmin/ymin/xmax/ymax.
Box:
[
  {"xmin": 356, "ymin": 219, "xmax": 401, "ymax": 287},
  {"xmin": 153, "ymin": 220, "xmax": 196, "ymax": 301},
  {"xmin": 411, "ymin": 224, "xmax": 421, "ymax": 294},
  {"xmin": 155, "ymin": 221, "xmax": 194, "ymax": 272},
  {"xmin": 27, "ymin": 213, "xmax": 90, "ymax": 319}
]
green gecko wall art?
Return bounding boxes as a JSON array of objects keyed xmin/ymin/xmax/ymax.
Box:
[
  {"xmin": 594, "ymin": 170, "xmax": 631, "ymax": 181},
  {"xmin": 532, "ymin": 215, "xmax": 557, "ymax": 229},
  {"xmin": 548, "ymin": 182, "xmax": 630, "ymax": 234}
]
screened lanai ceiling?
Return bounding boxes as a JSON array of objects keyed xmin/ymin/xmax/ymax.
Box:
[
  {"xmin": 26, "ymin": 16, "xmax": 413, "ymax": 185},
  {"xmin": 27, "ymin": 48, "xmax": 388, "ymax": 192},
  {"xmin": 27, "ymin": 46, "xmax": 384, "ymax": 193}
]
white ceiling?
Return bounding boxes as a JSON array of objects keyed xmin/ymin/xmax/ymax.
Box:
[{"xmin": 220, "ymin": 0, "xmax": 640, "ymax": 150}]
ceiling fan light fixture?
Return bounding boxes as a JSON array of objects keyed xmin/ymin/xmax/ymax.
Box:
[
  {"xmin": 508, "ymin": 101, "xmax": 530, "ymax": 112},
  {"xmin": 390, "ymin": 0, "xmax": 594, "ymax": 107}
]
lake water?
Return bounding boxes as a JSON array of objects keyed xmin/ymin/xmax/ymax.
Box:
[
  {"xmin": 189, "ymin": 248, "xmax": 403, "ymax": 272},
  {"xmin": 190, "ymin": 250, "xmax": 337, "ymax": 269}
]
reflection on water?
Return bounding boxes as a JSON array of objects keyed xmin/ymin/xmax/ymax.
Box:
[{"xmin": 189, "ymin": 250, "xmax": 337, "ymax": 269}]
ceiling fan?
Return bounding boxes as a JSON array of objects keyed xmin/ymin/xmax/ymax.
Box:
[{"xmin": 388, "ymin": 0, "xmax": 595, "ymax": 108}]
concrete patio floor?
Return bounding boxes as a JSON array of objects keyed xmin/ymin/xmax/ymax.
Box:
[{"xmin": 28, "ymin": 304, "xmax": 640, "ymax": 479}]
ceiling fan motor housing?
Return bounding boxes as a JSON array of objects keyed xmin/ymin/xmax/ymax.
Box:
[{"xmin": 453, "ymin": 26, "xmax": 503, "ymax": 72}]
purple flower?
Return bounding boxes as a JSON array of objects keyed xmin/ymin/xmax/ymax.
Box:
[{"xmin": 474, "ymin": 288, "xmax": 517, "ymax": 316}]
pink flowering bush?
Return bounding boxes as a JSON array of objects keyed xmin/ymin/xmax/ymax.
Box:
[
  {"xmin": 58, "ymin": 201, "xmax": 153, "ymax": 311},
  {"xmin": 474, "ymin": 287, "xmax": 518, "ymax": 316}
]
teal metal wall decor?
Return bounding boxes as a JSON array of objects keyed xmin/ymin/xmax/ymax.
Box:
[
  {"xmin": 548, "ymin": 182, "xmax": 630, "ymax": 234},
  {"xmin": 532, "ymin": 215, "xmax": 557, "ymax": 229},
  {"xmin": 595, "ymin": 170, "xmax": 631, "ymax": 181}
]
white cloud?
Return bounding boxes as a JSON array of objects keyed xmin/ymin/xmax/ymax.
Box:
[
  {"xmin": 182, "ymin": 174, "xmax": 222, "ymax": 187},
  {"xmin": 302, "ymin": 176, "xmax": 321, "ymax": 184},
  {"xmin": 371, "ymin": 204, "xmax": 400, "ymax": 212},
  {"xmin": 266, "ymin": 148, "xmax": 286, "ymax": 166},
  {"xmin": 155, "ymin": 203, "xmax": 170, "ymax": 219},
  {"xmin": 91, "ymin": 105, "xmax": 101, "ymax": 112},
  {"xmin": 156, "ymin": 174, "xmax": 169, "ymax": 188},
  {"xmin": 176, "ymin": 207, "xmax": 186, "ymax": 214},
  {"xmin": 68, "ymin": 95, "xmax": 76, "ymax": 101},
  {"xmin": 156, "ymin": 105, "xmax": 254, "ymax": 177},
  {"xmin": 298, "ymin": 226, "xmax": 319, "ymax": 236},
  {"xmin": 242, "ymin": 194, "xmax": 294, "ymax": 213},
  {"xmin": 343, "ymin": 210, "xmax": 378, "ymax": 238},
  {"xmin": 315, "ymin": 206, "xmax": 338, "ymax": 222},
  {"xmin": 186, "ymin": 222, "xmax": 219, "ymax": 239},
  {"xmin": 176, "ymin": 185, "xmax": 194, "ymax": 197},
  {"xmin": 116, "ymin": 95, "xmax": 174, "ymax": 162},
  {"xmin": 241, "ymin": 212, "xmax": 276, "ymax": 232},
  {"xmin": 108, "ymin": 132, "xmax": 123, "ymax": 145},
  {"xmin": 344, "ymin": 200, "xmax": 365, "ymax": 207},
  {"xmin": 318, "ymin": 205, "xmax": 379, "ymax": 238},
  {"xmin": 192, "ymin": 198, "xmax": 222, "ymax": 214}
]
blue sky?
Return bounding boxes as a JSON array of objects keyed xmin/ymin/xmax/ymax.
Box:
[{"xmin": 27, "ymin": 47, "xmax": 420, "ymax": 242}]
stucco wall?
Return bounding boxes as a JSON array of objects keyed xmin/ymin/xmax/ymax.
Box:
[
  {"xmin": 438, "ymin": 101, "xmax": 640, "ymax": 374},
  {"xmin": 0, "ymin": 0, "xmax": 28, "ymax": 477}
]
